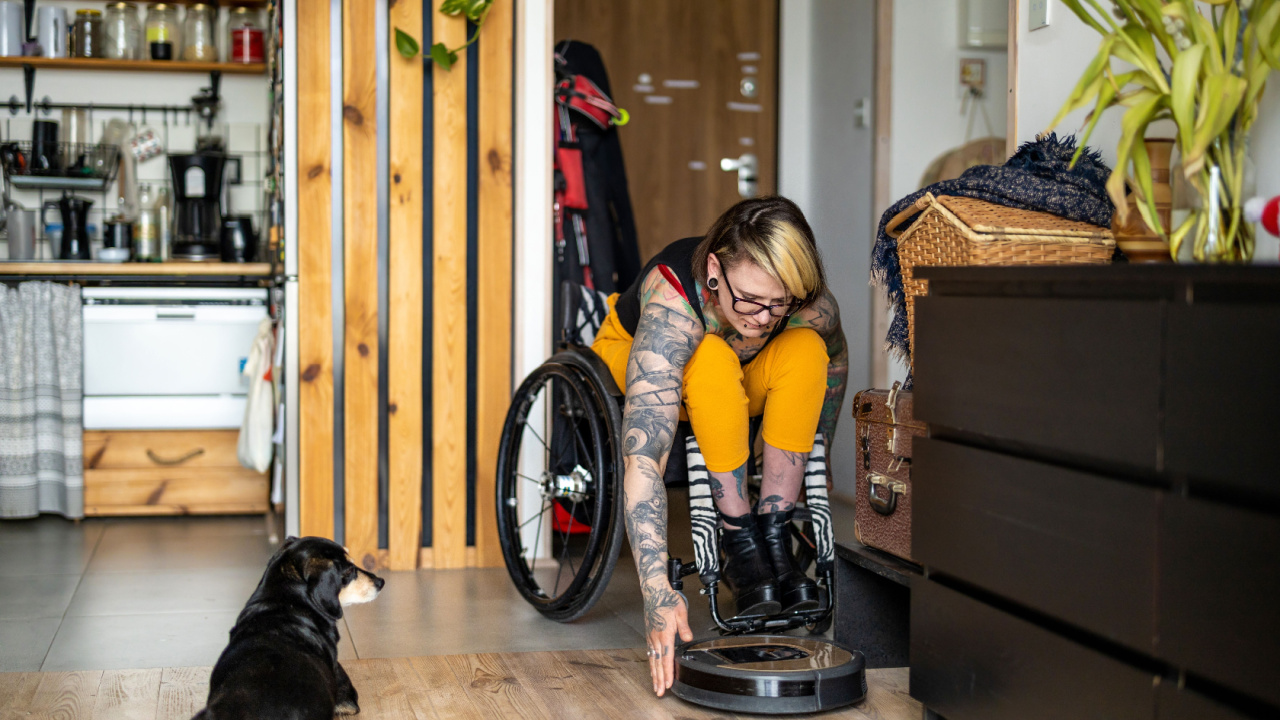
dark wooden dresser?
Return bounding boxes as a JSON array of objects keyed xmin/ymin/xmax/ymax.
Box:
[{"xmin": 908, "ymin": 266, "xmax": 1280, "ymax": 720}]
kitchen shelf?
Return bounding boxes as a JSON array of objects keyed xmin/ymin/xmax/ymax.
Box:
[
  {"xmin": 0, "ymin": 262, "xmax": 273, "ymax": 276},
  {"xmin": 0, "ymin": 57, "xmax": 266, "ymax": 76}
]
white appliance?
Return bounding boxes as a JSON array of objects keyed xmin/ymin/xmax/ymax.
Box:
[{"xmin": 82, "ymin": 286, "xmax": 270, "ymax": 429}]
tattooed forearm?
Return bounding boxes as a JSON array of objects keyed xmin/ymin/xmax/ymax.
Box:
[
  {"xmin": 621, "ymin": 293, "xmax": 702, "ymax": 633},
  {"xmin": 819, "ymin": 351, "xmax": 848, "ymax": 442}
]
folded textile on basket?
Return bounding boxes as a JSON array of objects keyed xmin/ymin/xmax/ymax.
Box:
[{"xmin": 872, "ymin": 133, "xmax": 1114, "ymax": 367}]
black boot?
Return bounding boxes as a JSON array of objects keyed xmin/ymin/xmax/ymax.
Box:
[
  {"xmin": 720, "ymin": 515, "xmax": 781, "ymax": 618},
  {"xmin": 757, "ymin": 511, "xmax": 820, "ymax": 612}
]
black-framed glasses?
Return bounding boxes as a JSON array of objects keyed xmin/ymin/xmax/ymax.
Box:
[{"xmin": 720, "ymin": 272, "xmax": 795, "ymax": 318}]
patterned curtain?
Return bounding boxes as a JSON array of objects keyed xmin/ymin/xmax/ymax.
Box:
[{"xmin": 0, "ymin": 282, "xmax": 83, "ymax": 519}]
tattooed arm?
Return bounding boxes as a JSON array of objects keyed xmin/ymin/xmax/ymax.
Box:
[
  {"xmin": 790, "ymin": 291, "xmax": 849, "ymax": 445},
  {"xmin": 622, "ymin": 268, "xmax": 703, "ymax": 696}
]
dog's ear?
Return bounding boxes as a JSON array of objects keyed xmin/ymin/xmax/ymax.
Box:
[
  {"xmin": 304, "ymin": 557, "xmax": 344, "ymax": 619},
  {"xmin": 283, "ymin": 536, "xmax": 299, "ymax": 546}
]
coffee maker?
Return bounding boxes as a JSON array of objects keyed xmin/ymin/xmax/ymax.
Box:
[{"xmin": 168, "ymin": 152, "xmax": 227, "ymax": 260}]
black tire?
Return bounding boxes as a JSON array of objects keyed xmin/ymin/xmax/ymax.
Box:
[{"xmin": 496, "ymin": 358, "xmax": 624, "ymax": 622}]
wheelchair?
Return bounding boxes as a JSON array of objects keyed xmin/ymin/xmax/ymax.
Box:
[{"xmin": 495, "ymin": 284, "xmax": 836, "ymax": 634}]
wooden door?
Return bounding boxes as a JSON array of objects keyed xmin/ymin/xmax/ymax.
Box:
[{"xmin": 555, "ymin": 0, "xmax": 779, "ymax": 262}]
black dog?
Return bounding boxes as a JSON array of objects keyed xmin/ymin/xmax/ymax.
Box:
[{"xmin": 193, "ymin": 536, "xmax": 384, "ymax": 720}]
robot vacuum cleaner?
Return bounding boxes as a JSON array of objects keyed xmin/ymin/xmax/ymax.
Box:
[{"xmin": 672, "ymin": 635, "xmax": 867, "ymax": 714}]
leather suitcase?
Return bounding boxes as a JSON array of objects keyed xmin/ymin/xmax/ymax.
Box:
[{"xmin": 853, "ymin": 382, "xmax": 927, "ymax": 561}]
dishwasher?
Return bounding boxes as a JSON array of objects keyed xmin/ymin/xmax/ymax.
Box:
[{"xmin": 82, "ymin": 287, "xmax": 270, "ymax": 430}]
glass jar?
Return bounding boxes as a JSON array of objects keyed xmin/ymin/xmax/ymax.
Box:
[
  {"xmin": 145, "ymin": 3, "xmax": 179, "ymax": 60},
  {"xmin": 228, "ymin": 7, "xmax": 264, "ymax": 64},
  {"xmin": 103, "ymin": 3, "xmax": 143, "ymax": 60},
  {"xmin": 71, "ymin": 10, "xmax": 103, "ymax": 59},
  {"xmin": 182, "ymin": 3, "xmax": 217, "ymax": 61}
]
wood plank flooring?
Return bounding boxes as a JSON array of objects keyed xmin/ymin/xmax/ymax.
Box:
[{"xmin": 0, "ymin": 649, "xmax": 919, "ymax": 719}]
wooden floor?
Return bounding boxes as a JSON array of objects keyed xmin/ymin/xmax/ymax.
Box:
[{"xmin": 0, "ymin": 648, "xmax": 920, "ymax": 719}]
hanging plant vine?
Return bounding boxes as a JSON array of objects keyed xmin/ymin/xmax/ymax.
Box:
[{"xmin": 395, "ymin": 0, "xmax": 495, "ymax": 71}]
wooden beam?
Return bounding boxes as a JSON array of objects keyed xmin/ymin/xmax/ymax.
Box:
[
  {"xmin": 870, "ymin": 0, "xmax": 894, "ymax": 389},
  {"xmin": 1007, "ymin": 0, "xmax": 1020, "ymax": 159},
  {"xmin": 432, "ymin": 9, "xmax": 470, "ymax": 570},
  {"xmin": 388, "ymin": 0, "xmax": 426, "ymax": 572},
  {"xmin": 343, "ymin": 0, "xmax": 379, "ymax": 571},
  {"xmin": 298, "ymin": 0, "xmax": 334, "ymax": 539},
  {"xmin": 474, "ymin": 0, "xmax": 514, "ymax": 568}
]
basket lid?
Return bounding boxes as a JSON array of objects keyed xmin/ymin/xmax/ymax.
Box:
[{"xmin": 937, "ymin": 196, "xmax": 1113, "ymax": 240}]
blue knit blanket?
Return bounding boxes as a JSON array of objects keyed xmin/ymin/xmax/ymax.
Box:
[{"xmin": 872, "ymin": 134, "xmax": 1115, "ymax": 366}]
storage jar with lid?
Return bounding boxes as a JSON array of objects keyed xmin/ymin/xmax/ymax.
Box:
[
  {"xmin": 228, "ymin": 7, "xmax": 264, "ymax": 64},
  {"xmin": 103, "ymin": 3, "xmax": 142, "ymax": 60},
  {"xmin": 71, "ymin": 10, "xmax": 103, "ymax": 59},
  {"xmin": 182, "ymin": 3, "xmax": 217, "ymax": 61},
  {"xmin": 145, "ymin": 3, "xmax": 179, "ymax": 60}
]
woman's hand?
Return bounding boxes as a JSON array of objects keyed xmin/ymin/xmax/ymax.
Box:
[{"xmin": 642, "ymin": 580, "xmax": 693, "ymax": 696}]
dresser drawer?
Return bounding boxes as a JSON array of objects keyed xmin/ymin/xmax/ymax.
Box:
[
  {"xmin": 1160, "ymin": 496, "xmax": 1280, "ymax": 708},
  {"xmin": 85, "ymin": 467, "xmax": 269, "ymax": 516},
  {"xmin": 1156, "ymin": 683, "xmax": 1255, "ymax": 720},
  {"xmin": 85, "ymin": 430, "xmax": 243, "ymax": 470},
  {"xmin": 1165, "ymin": 304, "xmax": 1280, "ymax": 501},
  {"xmin": 911, "ymin": 580, "xmax": 1156, "ymax": 720},
  {"xmin": 913, "ymin": 295, "xmax": 1163, "ymax": 470},
  {"xmin": 913, "ymin": 439, "xmax": 1159, "ymax": 652}
]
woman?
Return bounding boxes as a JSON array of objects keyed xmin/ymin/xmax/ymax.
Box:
[{"xmin": 591, "ymin": 196, "xmax": 849, "ymax": 696}]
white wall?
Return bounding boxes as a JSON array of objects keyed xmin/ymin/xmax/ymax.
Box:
[
  {"xmin": 889, "ymin": 0, "xmax": 1009, "ymax": 204},
  {"xmin": 779, "ymin": 0, "xmax": 878, "ymax": 498},
  {"xmin": 1016, "ymin": 0, "xmax": 1280, "ymax": 262}
]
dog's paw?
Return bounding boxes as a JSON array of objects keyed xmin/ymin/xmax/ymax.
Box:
[{"xmin": 334, "ymin": 700, "xmax": 360, "ymax": 716}]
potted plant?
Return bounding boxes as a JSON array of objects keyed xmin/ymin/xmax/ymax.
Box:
[{"xmin": 1049, "ymin": 0, "xmax": 1280, "ymax": 262}]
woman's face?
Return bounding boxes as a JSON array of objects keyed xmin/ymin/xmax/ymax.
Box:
[{"xmin": 706, "ymin": 254, "xmax": 791, "ymax": 339}]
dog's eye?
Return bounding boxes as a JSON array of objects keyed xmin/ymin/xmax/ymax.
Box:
[{"xmin": 343, "ymin": 567, "xmax": 357, "ymax": 581}]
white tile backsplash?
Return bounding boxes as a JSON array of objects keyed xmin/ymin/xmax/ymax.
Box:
[
  {"xmin": 228, "ymin": 123, "xmax": 259, "ymax": 154},
  {"xmin": 228, "ymin": 184, "xmax": 263, "ymax": 216},
  {"xmin": 137, "ymin": 154, "xmax": 170, "ymax": 182},
  {"xmin": 168, "ymin": 126, "xmax": 198, "ymax": 154},
  {"xmin": 6, "ymin": 117, "xmax": 33, "ymax": 144}
]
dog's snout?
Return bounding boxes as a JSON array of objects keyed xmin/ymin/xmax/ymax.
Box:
[{"xmin": 374, "ymin": 576, "xmax": 385, "ymax": 591}]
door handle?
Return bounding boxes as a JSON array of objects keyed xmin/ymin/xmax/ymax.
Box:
[
  {"xmin": 719, "ymin": 153, "xmax": 759, "ymax": 199},
  {"xmin": 155, "ymin": 310, "xmax": 196, "ymax": 320}
]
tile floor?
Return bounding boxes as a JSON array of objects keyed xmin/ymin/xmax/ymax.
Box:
[{"xmin": 0, "ymin": 491, "xmax": 857, "ymax": 672}]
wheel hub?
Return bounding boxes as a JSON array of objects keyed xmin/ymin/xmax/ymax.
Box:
[{"xmin": 542, "ymin": 464, "xmax": 591, "ymax": 503}]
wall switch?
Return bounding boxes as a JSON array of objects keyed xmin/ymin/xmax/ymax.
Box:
[{"xmin": 1029, "ymin": 0, "xmax": 1050, "ymax": 30}]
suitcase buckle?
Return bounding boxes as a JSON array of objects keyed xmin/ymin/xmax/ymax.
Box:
[{"xmin": 868, "ymin": 472, "xmax": 907, "ymax": 515}]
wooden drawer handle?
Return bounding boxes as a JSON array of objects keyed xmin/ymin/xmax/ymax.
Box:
[{"xmin": 146, "ymin": 448, "xmax": 205, "ymax": 466}]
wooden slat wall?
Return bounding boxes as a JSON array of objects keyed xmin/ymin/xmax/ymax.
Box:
[
  {"xmin": 431, "ymin": 11, "xmax": 471, "ymax": 571},
  {"xmin": 297, "ymin": 0, "xmax": 334, "ymax": 539},
  {"xmin": 295, "ymin": 2, "xmax": 513, "ymax": 570},
  {"xmin": 342, "ymin": 0, "xmax": 380, "ymax": 571},
  {"xmin": 474, "ymin": 0, "xmax": 515, "ymax": 566},
  {"xmin": 388, "ymin": 0, "xmax": 426, "ymax": 571}
]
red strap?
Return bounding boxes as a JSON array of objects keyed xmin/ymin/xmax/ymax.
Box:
[{"xmin": 657, "ymin": 265, "xmax": 689, "ymax": 303}]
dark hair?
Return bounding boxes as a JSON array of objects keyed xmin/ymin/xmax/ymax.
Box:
[{"xmin": 692, "ymin": 196, "xmax": 826, "ymax": 310}]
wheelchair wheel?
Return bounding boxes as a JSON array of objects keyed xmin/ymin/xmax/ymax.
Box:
[{"xmin": 496, "ymin": 357, "xmax": 624, "ymax": 622}]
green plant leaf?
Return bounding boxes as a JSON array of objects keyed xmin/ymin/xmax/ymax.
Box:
[
  {"xmin": 439, "ymin": 0, "xmax": 469, "ymax": 16},
  {"xmin": 1107, "ymin": 90, "xmax": 1163, "ymax": 220},
  {"xmin": 1060, "ymin": 0, "xmax": 1110, "ymax": 35},
  {"xmin": 1169, "ymin": 45, "xmax": 1204, "ymax": 151},
  {"xmin": 1129, "ymin": 139, "xmax": 1165, "ymax": 238},
  {"xmin": 430, "ymin": 42, "xmax": 455, "ymax": 70},
  {"xmin": 465, "ymin": 0, "xmax": 493, "ymax": 23},
  {"xmin": 1046, "ymin": 36, "xmax": 1115, "ymax": 130},
  {"xmin": 394, "ymin": 28, "xmax": 421, "ymax": 59}
]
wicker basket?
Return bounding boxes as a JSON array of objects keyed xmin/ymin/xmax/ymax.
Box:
[{"xmin": 889, "ymin": 193, "xmax": 1115, "ymax": 359}]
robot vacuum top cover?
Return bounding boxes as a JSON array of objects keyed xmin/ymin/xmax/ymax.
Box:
[{"xmin": 672, "ymin": 635, "xmax": 867, "ymax": 715}]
